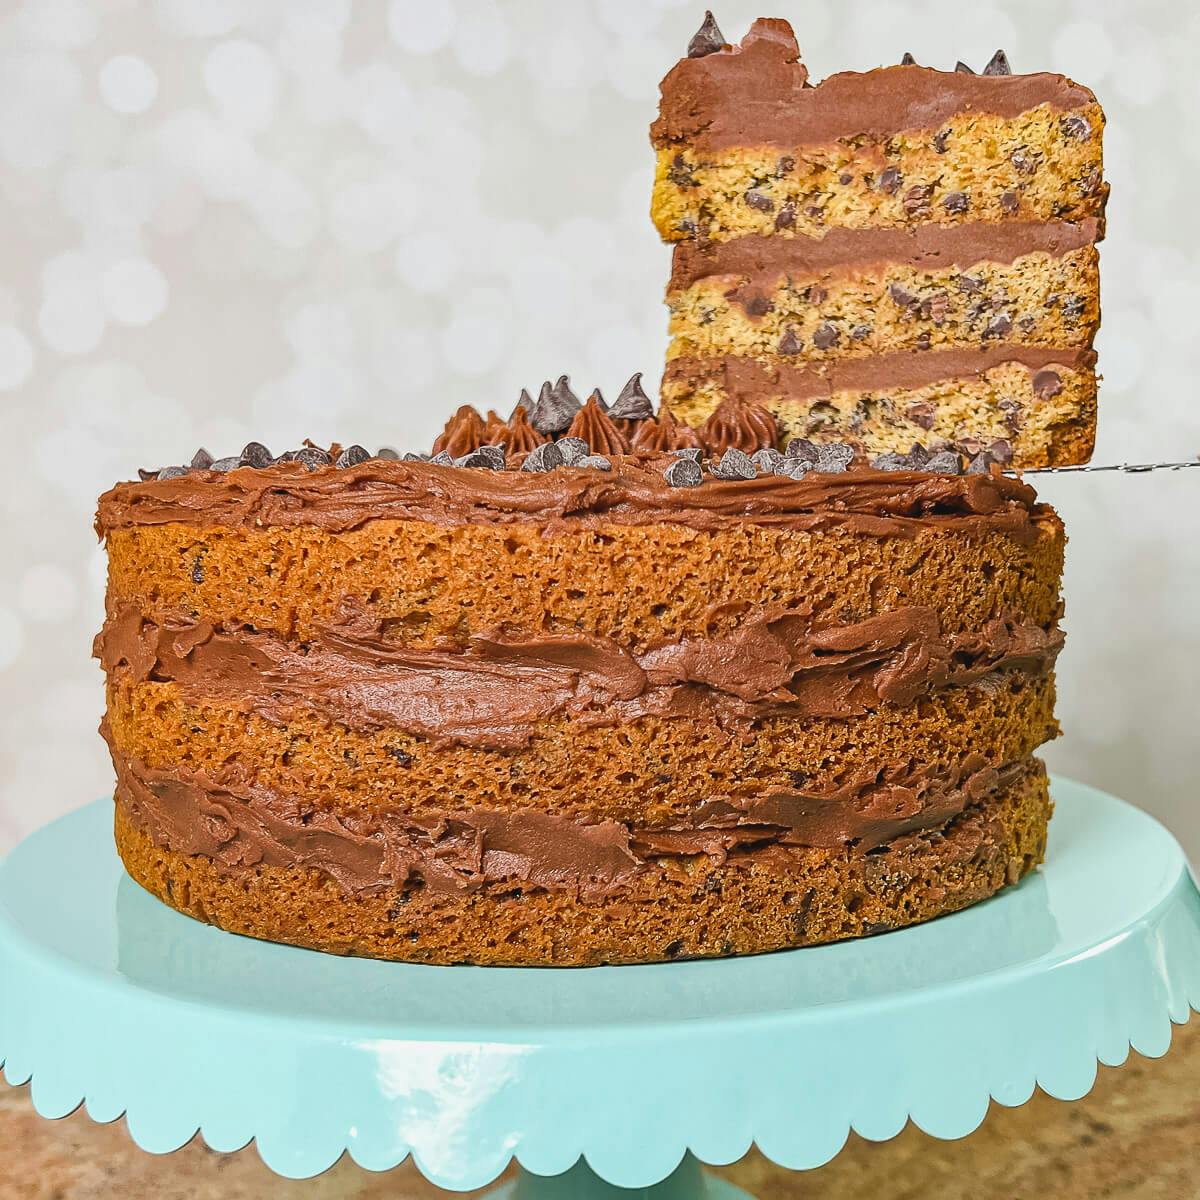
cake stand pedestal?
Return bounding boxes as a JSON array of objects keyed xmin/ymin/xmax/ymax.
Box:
[{"xmin": 1, "ymin": 779, "xmax": 1198, "ymax": 1198}]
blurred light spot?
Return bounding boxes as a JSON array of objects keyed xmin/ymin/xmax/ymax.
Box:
[
  {"xmin": 98, "ymin": 55, "xmax": 159, "ymax": 114},
  {"xmin": 0, "ymin": 326, "xmax": 34, "ymax": 390}
]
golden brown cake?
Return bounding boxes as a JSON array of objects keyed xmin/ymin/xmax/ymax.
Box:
[
  {"xmin": 652, "ymin": 15, "xmax": 1105, "ymax": 466},
  {"xmin": 95, "ymin": 394, "xmax": 1063, "ymax": 966}
]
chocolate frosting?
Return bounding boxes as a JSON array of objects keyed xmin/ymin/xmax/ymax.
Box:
[
  {"xmin": 669, "ymin": 219, "xmax": 1102, "ymax": 293},
  {"xmin": 665, "ymin": 347, "xmax": 1097, "ymax": 403},
  {"xmin": 95, "ymin": 457, "xmax": 1045, "ymax": 542},
  {"xmin": 97, "ymin": 602, "xmax": 1062, "ymax": 749},
  {"xmin": 110, "ymin": 739, "xmax": 1028, "ymax": 899},
  {"xmin": 652, "ymin": 17, "xmax": 1098, "ymax": 152},
  {"xmin": 698, "ymin": 397, "xmax": 778, "ymax": 455}
]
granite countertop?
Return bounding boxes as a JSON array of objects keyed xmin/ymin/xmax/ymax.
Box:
[{"xmin": 3, "ymin": 1019, "xmax": 1197, "ymax": 1198}]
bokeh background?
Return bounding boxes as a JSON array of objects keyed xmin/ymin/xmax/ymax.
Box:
[{"xmin": 0, "ymin": 0, "xmax": 1195, "ymax": 858}]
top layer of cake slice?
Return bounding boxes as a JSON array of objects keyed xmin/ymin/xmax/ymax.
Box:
[{"xmin": 651, "ymin": 16, "xmax": 1106, "ymax": 468}]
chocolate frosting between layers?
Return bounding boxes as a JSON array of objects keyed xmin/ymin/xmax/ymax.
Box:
[
  {"xmin": 652, "ymin": 17, "xmax": 1097, "ymax": 151},
  {"xmin": 95, "ymin": 458, "xmax": 1043, "ymax": 542},
  {"xmin": 666, "ymin": 347, "xmax": 1097, "ymax": 402},
  {"xmin": 110, "ymin": 742, "xmax": 1028, "ymax": 899},
  {"xmin": 97, "ymin": 602, "xmax": 1063, "ymax": 749},
  {"xmin": 669, "ymin": 220, "xmax": 1102, "ymax": 292}
]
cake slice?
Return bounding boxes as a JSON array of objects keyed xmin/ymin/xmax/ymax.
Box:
[{"xmin": 652, "ymin": 15, "xmax": 1105, "ymax": 466}]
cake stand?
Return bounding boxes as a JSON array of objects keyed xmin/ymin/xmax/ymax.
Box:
[{"xmin": 1, "ymin": 779, "xmax": 1197, "ymax": 1198}]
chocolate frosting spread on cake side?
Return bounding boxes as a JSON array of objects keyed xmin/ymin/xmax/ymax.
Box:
[
  {"xmin": 97, "ymin": 602, "xmax": 1063, "ymax": 749},
  {"xmin": 651, "ymin": 17, "xmax": 1097, "ymax": 151},
  {"xmin": 108, "ymin": 736, "xmax": 1030, "ymax": 899},
  {"xmin": 95, "ymin": 457, "xmax": 1044, "ymax": 541}
]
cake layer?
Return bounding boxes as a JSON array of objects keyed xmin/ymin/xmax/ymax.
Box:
[
  {"xmin": 663, "ymin": 349, "xmax": 1097, "ymax": 466},
  {"xmin": 114, "ymin": 755, "xmax": 1051, "ymax": 965},
  {"xmin": 650, "ymin": 21, "xmax": 1103, "ymax": 242},
  {"xmin": 665, "ymin": 228, "xmax": 1099, "ymax": 366}
]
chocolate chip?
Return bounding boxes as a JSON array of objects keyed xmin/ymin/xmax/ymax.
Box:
[
  {"xmin": 850, "ymin": 323, "xmax": 873, "ymax": 341},
  {"xmin": 988, "ymin": 438, "xmax": 1014, "ymax": 464},
  {"xmin": 955, "ymin": 60, "xmax": 974, "ymax": 74},
  {"xmin": 377, "ymin": 447, "xmax": 400, "ymax": 460},
  {"xmin": 1032, "ymin": 369, "xmax": 1063, "ymax": 399},
  {"xmin": 386, "ymin": 746, "xmax": 412, "ymax": 766},
  {"xmin": 942, "ymin": 191, "xmax": 969, "ymax": 214},
  {"xmin": 904, "ymin": 442, "xmax": 930, "ymax": 467},
  {"xmin": 510, "ymin": 387, "xmax": 535, "ymax": 420},
  {"xmin": 532, "ymin": 376, "xmax": 581, "ymax": 435},
  {"xmin": 925, "ymin": 450, "xmax": 964, "ymax": 474},
  {"xmin": 966, "ymin": 452, "xmax": 994, "ymax": 475},
  {"xmin": 191, "ymin": 555, "xmax": 204, "ymax": 584},
  {"xmin": 137, "ymin": 467, "xmax": 158, "ymax": 481},
  {"xmin": 751, "ymin": 447, "xmax": 783, "ymax": 471},
  {"xmin": 1060, "ymin": 114, "xmax": 1090, "ymax": 140},
  {"xmin": 914, "ymin": 331, "xmax": 932, "ymax": 350},
  {"xmin": 814, "ymin": 442, "xmax": 854, "ymax": 473},
  {"xmin": 903, "ymin": 183, "xmax": 934, "ymax": 216},
  {"xmin": 997, "ymin": 398, "xmax": 1023, "ymax": 432},
  {"xmin": 878, "ymin": 166, "xmax": 902, "ymax": 194},
  {"xmin": 804, "ymin": 204, "xmax": 826, "ymax": 223},
  {"xmin": 775, "ymin": 155, "xmax": 795, "ymax": 177},
  {"xmin": 663, "ymin": 939, "xmax": 685, "ymax": 958},
  {"xmin": 335, "ymin": 444, "xmax": 371, "ymax": 468},
  {"xmin": 956, "ymin": 274, "xmax": 983, "ymax": 294},
  {"xmin": 240, "ymin": 441, "xmax": 273, "ymax": 468},
  {"xmin": 784, "ymin": 437, "xmax": 819, "ymax": 463},
  {"xmin": 711, "ymin": 447, "xmax": 756, "ymax": 480},
  {"xmin": 774, "ymin": 201, "xmax": 796, "ymax": 230},
  {"xmin": 402, "ymin": 451, "xmax": 430, "ymax": 462},
  {"xmin": 838, "ymin": 173, "xmax": 853, "ymax": 185},
  {"xmin": 521, "ymin": 441, "xmax": 564, "ymax": 472},
  {"xmin": 921, "ymin": 291, "xmax": 949, "ymax": 325},
  {"xmin": 871, "ymin": 452, "xmax": 909, "ymax": 471},
  {"xmin": 1011, "ymin": 149, "xmax": 1038, "ymax": 175},
  {"xmin": 609, "ymin": 372, "xmax": 654, "ymax": 421},
  {"xmin": 907, "ymin": 401, "xmax": 936, "ymax": 430},
  {"xmin": 984, "ymin": 312, "xmax": 1013, "ymax": 339},
  {"xmin": 932, "ymin": 129, "xmax": 950, "ymax": 154},
  {"xmin": 667, "ymin": 154, "xmax": 696, "ymax": 188},
  {"xmin": 670, "ymin": 447, "xmax": 703, "ymax": 462},
  {"xmin": 774, "ymin": 459, "xmax": 809, "ymax": 480},
  {"xmin": 190, "ymin": 448, "xmax": 214, "ymax": 470},
  {"xmin": 999, "ymin": 190, "xmax": 1020, "ymax": 214},
  {"xmin": 1062, "ymin": 295, "xmax": 1085, "ymax": 320},
  {"xmin": 157, "ymin": 465, "xmax": 188, "ymax": 480},
  {"xmin": 687, "ymin": 10, "xmax": 724, "ymax": 58},
  {"xmin": 744, "ymin": 189, "xmax": 773, "ymax": 212},
  {"xmin": 888, "ymin": 282, "xmax": 918, "ymax": 309},
  {"xmin": 983, "ymin": 49, "xmax": 1011, "ymax": 75},
  {"xmin": 457, "ymin": 445, "xmax": 504, "ymax": 470},
  {"xmin": 430, "ymin": 450, "xmax": 454, "ymax": 466},
  {"xmin": 778, "ymin": 327, "xmax": 803, "ymax": 355},
  {"xmin": 812, "ymin": 322, "xmax": 840, "ymax": 350},
  {"xmin": 664, "ymin": 457, "xmax": 702, "ymax": 487},
  {"xmin": 295, "ymin": 447, "xmax": 332, "ymax": 470},
  {"xmin": 555, "ymin": 437, "xmax": 588, "ymax": 465},
  {"xmin": 805, "ymin": 284, "xmax": 827, "ymax": 305},
  {"xmin": 743, "ymin": 293, "xmax": 773, "ymax": 317},
  {"xmin": 210, "ymin": 456, "xmax": 243, "ymax": 472},
  {"xmin": 900, "ymin": 51, "xmax": 917, "ymax": 65},
  {"xmin": 577, "ymin": 454, "xmax": 611, "ymax": 471}
]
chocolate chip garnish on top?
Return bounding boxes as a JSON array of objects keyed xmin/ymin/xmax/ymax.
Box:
[
  {"xmin": 510, "ymin": 387, "xmax": 535, "ymax": 420},
  {"xmin": 687, "ymin": 10, "xmax": 725, "ymax": 58},
  {"xmin": 954, "ymin": 60, "xmax": 974, "ymax": 74},
  {"xmin": 900, "ymin": 51, "xmax": 917, "ymax": 65},
  {"xmin": 241, "ymin": 441, "xmax": 273, "ymax": 468},
  {"xmin": 554, "ymin": 437, "xmax": 589, "ymax": 466},
  {"xmin": 670, "ymin": 446, "xmax": 703, "ymax": 462},
  {"xmin": 814, "ymin": 442, "xmax": 855, "ymax": 473},
  {"xmin": 664, "ymin": 456, "xmax": 703, "ymax": 487},
  {"xmin": 191, "ymin": 448, "xmax": 214, "ymax": 470},
  {"xmin": 429, "ymin": 450, "xmax": 454, "ymax": 466},
  {"xmin": 457, "ymin": 448, "xmax": 504, "ymax": 470},
  {"xmin": 334, "ymin": 444, "xmax": 370, "ymax": 468},
  {"xmin": 377, "ymin": 447, "xmax": 400, "ymax": 460},
  {"xmin": 156, "ymin": 465, "xmax": 189, "ymax": 480},
  {"xmin": 578, "ymin": 454, "xmax": 612, "ymax": 471},
  {"xmin": 752, "ymin": 447, "xmax": 783, "ymax": 471},
  {"xmin": 295, "ymin": 446, "xmax": 332, "ymax": 470},
  {"xmin": 521, "ymin": 441, "xmax": 564, "ymax": 473},
  {"xmin": 532, "ymin": 375, "xmax": 581, "ymax": 436},
  {"xmin": 784, "ymin": 437, "xmax": 820, "ymax": 464},
  {"xmin": 711, "ymin": 447, "xmax": 757, "ymax": 480},
  {"xmin": 210, "ymin": 456, "xmax": 243, "ymax": 473},
  {"xmin": 608, "ymin": 372, "xmax": 654, "ymax": 422},
  {"xmin": 983, "ymin": 49, "xmax": 1011, "ymax": 75},
  {"xmin": 925, "ymin": 450, "xmax": 965, "ymax": 474}
]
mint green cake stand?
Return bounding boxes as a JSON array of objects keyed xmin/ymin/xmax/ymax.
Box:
[{"xmin": 1, "ymin": 779, "xmax": 1198, "ymax": 1198}]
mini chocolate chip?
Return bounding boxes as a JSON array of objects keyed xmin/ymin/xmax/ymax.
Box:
[
  {"xmin": 915, "ymin": 331, "xmax": 933, "ymax": 350},
  {"xmin": 1062, "ymin": 295, "xmax": 1085, "ymax": 320},
  {"xmin": 907, "ymin": 401, "xmax": 936, "ymax": 430},
  {"xmin": 903, "ymin": 442, "xmax": 931, "ymax": 468},
  {"xmin": 806, "ymin": 284, "xmax": 828, "ymax": 305},
  {"xmin": 812, "ymin": 322, "xmax": 840, "ymax": 350},
  {"xmin": 210, "ymin": 456, "xmax": 243, "ymax": 472},
  {"xmin": 430, "ymin": 450, "xmax": 454, "ymax": 466},
  {"xmin": 774, "ymin": 201, "xmax": 796, "ymax": 230},
  {"xmin": 778, "ymin": 327, "xmax": 803, "ymax": 355},
  {"xmin": 577, "ymin": 454, "xmax": 611, "ymax": 471},
  {"xmin": 925, "ymin": 450, "xmax": 964, "ymax": 474},
  {"xmin": 878, "ymin": 166, "xmax": 902, "ymax": 194},
  {"xmin": 191, "ymin": 556, "xmax": 204, "ymax": 584},
  {"xmin": 240, "ymin": 441, "xmax": 273, "ymax": 468},
  {"xmin": 157, "ymin": 465, "xmax": 188, "ymax": 480},
  {"xmin": 555, "ymin": 437, "xmax": 588, "ymax": 465},
  {"xmin": 1011, "ymin": 149, "xmax": 1038, "ymax": 175},
  {"xmin": 988, "ymin": 438, "xmax": 1014, "ymax": 464},
  {"xmin": 999, "ymin": 190, "xmax": 1020, "ymax": 214},
  {"xmin": 743, "ymin": 293, "xmax": 773, "ymax": 317},
  {"xmin": 687, "ymin": 10, "xmax": 724, "ymax": 58},
  {"xmin": 521, "ymin": 441, "xmax": 564, "ymax": 472},
  {"xmin": 744, "ymin": 189, "xmax": 774, "ymax": 212},
  {"xmin": 1060, "ymin": 114, "xmax": 1090, "ymax": 140},
  {"xmin": 932, "ymin": 129, "xmax": 950, "ymax": 153},
  {"xmin": 805, "ymin": 204, "xmax": 826, "ymax": 222},
  {"xmin": 997, "ymin": 398, "xmax": 1023, "ymax": 432},
  {"xmin": 751, "ymin": 447, "xmax": 783, "ymax": 471},
  {"xmin": 664, "ymin": 940, "xmax": 684, "ymax": 958},
  {"xmin": 295, "ymin": 447, "xmax": 332, "ymax": 470},
  {"xmin": 670, "ymin": 447, "xmax": 703, "ymax": 462},
  {"xmin": 814, "ymin": 443, "xmax": 854, "ymax": 473},
  {"xmin": 190, "ymin": 448, "xmax": 214, "ymax": 470},
  {"xmin": 903, "ymin": 183, "xmax": 934, "ymax": 215},
  {"xmin": 983, "ymin": 49, "xmax": 1011, "ymax": 75},
  {"xmin": 774, "ymin": 459, "xmax": 809, "ymax": 480},
  {"xmin": 850, "ymin": 323, "xmax": 873, "ymax": 341},
  {"xmin": 711, "ymin": 447, "xmax": 756, "ymax": 480},
  {"xmin": 1032, "ymin": 369, "xmax": 1063, "ymax": 399},
  {"xmin": 609, "ymin": 372, "xmax": 654, "ymax": 421},
  {"xmin": 900, "ymin": 51, "xmax": 917, "ymax": 65},
  {"xmin": 377, "ymin": 447, "xmax": 400, "ymax": 460},
  {"xmin": 775, "ymin": 155, "xmax": 795, "ymax": 176},
  {"xmin": 888, "ymin": 282, "xmax": 918, "ymax": 309},
  {"xmin": 335, "ymin": 444, "xmax": 371, "ymax": 468},
  {"xmin": 955, "ymin": 60, "xmax": 974, "ymax": 74},
  {"xmin": 942, "ymin": 191, "xmax": 969, "ymax": 214},
  {"xmin": 667, "ymin": 154, "xmax": 696, "ymax": 188},
  {"xmin": 985, "ymin": 312, "xmax": 1013, "ymax": 339},
  {"xmin": 921, "ymin": 291, "xmax": 949, "ymax": 324},
  {"xmin": 402, "ymin": 451, "xmax": 430, "ymax": 462},
  {"xmin": 386, "ymin": 746, "xmax": 412, "ymax": 766},
  {"xmin": 784, "ymin": 437, "xmax": 819, "ymax": 463},
  {"xmin": 664, "ymin": 457, "xmax": 702, "ymax": 487},
  {"xmin": 1016, "ymin": 316, "xmax": 1035, "ymax": 333},
  {"xmin": 956, "ymin": 274, "xmax": 983, "ymax": 294}
]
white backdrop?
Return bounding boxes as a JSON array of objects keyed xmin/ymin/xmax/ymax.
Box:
[{"xmin": 0, "ymin": 0, "xmax": 1196, "ymax": 857}]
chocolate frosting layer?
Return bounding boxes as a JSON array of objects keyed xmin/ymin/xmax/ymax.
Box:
[
  {"xmin": 666, "ymin": 347, "xmax": 1097, "ymax": 403},
  {"xmin": 110, "ymin": 741, "xmax": 1028, "ymax": 898},
  {"xmin": 97, "ymin": 602, "xmax": 1063, "ymax": 749},
  {"xmin": 669, "ymin": 219, "xmax": 1102, "ymax": 292},
  {"xmin": 652, "ymin": 17, "xmax": 1097, "ymax": 151},
  {"xmin": 95, "ymin": 457, "xmax": 1043, "ymax": 542}
]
